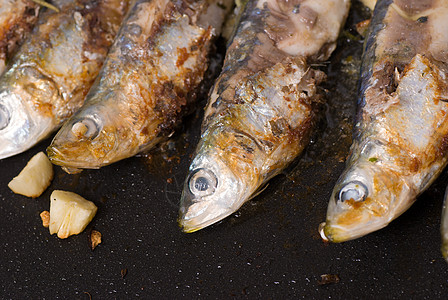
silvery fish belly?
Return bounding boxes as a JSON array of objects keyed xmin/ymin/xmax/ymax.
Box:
[
  {"xmin": 0, "ymin": 0, "xmax": 39, "ymax": 74},
  {"xmin": 322, "ymin": 0, "xmax": 448, "ymax": 242},
  {"xmin": 47, "ymin": 0, "xmax": 233, "ymax": 170},
  {"xmin": 179, "ymin": 0, "xmax": 350, "ymax": 232},
  {"xmin": 442, "ymin": 187, "xmax": 448, "ymax": 262},
  {"xmin": 0, "ymin": 0, "xmax": 130, "ymax": 159}
]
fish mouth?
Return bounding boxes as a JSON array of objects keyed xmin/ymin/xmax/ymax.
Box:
[
  {"xmin": 322, "ymin": 214, "xmax": 391, "ymax": 243},
  {"xmin": 46, "ymin": 145, "xmax": 102, "ymax": 170},
  {"xmin": 178, "ymin": 201, "xmax": 235, "ymax": 233},
  {"xmin": 323, "ymin": 201, "xmax": 390, "ymax": 243},
  {"xmin": 47, "ymin": 111, "xmax": 122, "ymax": 169},
  {"xmin": 178, "ymin": 184, "xmax": 239, "ymax": 233},
  {"xmin": 323, "ymin": 223, "xmax": 371, "ymax": 243}
]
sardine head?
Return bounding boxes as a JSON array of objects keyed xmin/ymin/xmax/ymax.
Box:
[
  {"xmin": 322, "ymin": 161, "xmax": 413, "ymax": 242},
  {"xmin": 0, "ymin": 90, "xmax": 52, "ymax": 159},
  {"xmin": 179, "ymin": 149, "xmax": 245, "ymax": 233},
  {"xmin": 47, "ymin": 108, "xmax": 118, "ymax": 169}
]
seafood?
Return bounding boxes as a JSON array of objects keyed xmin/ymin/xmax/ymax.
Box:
[
  {"xmin": 179, "ymin": 0, "xmax": 350, "ymax": 232},
  {"xmin": 47, "ymin": 0, "xmax": 233, "ymax": 171},
  {"xmin": 322, "ymin": 0, "xmax": 448, "ymax": 242},
  {"xmin": 0, "ymin": 0, "xmax": 40, "ymax": 74},
  {"xmin": 0, "ymin": 0, "xmax": 130, "ymax": 159},
  {"xmin": 442, "ymin": 186, "xmax": 448, "ymax": 262}
]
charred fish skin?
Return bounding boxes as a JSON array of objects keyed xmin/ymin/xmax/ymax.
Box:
[
  {"xmin": 323, "ymin": 0, "xmax": 448, "ymax": 243},
  {"xmin": 0, "ymin": 0, "xmax": 40, "ymax": 75},
  {"xmin": 47, "ymin": 0, "xmax": 233, "ymax": 170},
  {"xmin": 0, "ymin": 0, "xmax": 130, "ymax": 159},
  {"xmin": 179, "ymin": 0, "xmax": 350, "ymax": 233}
]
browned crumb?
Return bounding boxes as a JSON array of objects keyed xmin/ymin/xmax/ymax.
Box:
[
  {"xmin": 317, "ymin": 274, "xmax": 340, "ymax": 285},
  {"xmin": 40, "ymin": 211, "xmax": 50, "ymax": 228},
  {"xmin": 89, "ymin": 230, "xmax": 102, "ymax": 250},
  {"xmin": 121, "ymin": 268, "xmax": 128, "ymax": 279}
]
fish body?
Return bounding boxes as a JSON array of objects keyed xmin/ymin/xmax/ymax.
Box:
[
  {"xmin": 179, "ymin": 0, "xmax": 350, "ymax": 232},
  {"xmin": 47, "ymin": 0, "xmax": 233, "ymax": 170},
  {"xmin": 323, "ymin": 0, "xmax": 448, "ymax": 242},
  {"xmin": 0, "ymin": 0, "xmax": 40, "ymax": 74},
  {"xmin": 0, "ymin": 0, "xmax": 129, "ymax": 159}
]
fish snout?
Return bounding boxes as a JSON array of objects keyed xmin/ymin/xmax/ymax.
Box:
[
  {"xmin": 322, "ymin": 177, "xmax": 374, "ymax": 242},
  {"xmin": 179, "ymin": 165, "xmax": 243, "ymax": 232},
  {"xmin": 324, "ymin": 174, "xmax": 398, "ymax": 242},
  {"xmin": 321, "ymin": 223, "xmax": 352, "ymax": 243},
  {"xmin": 47, "ymin": 112, "xmax": 113, "ymax": 168},
  {"xmin": 179, "ymin": 168, "xmax": 219, "ymax": 221}
]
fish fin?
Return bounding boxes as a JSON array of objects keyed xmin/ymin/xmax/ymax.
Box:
[
  {"xmin": 248, "ymin": 183, "xmax": 270, "ymax": 201},
  {"xmin": 32, "ymin": 0, "xmax": 59, "ymax": 12}
]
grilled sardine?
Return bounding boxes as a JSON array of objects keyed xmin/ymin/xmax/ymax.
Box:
[
  {"xmin": 47, "ymin": 0, "xmax": 233, "ymax": 171},
  {"xmin": 179, "ymin": 0, "xmax": 350, "ymax": 232}
]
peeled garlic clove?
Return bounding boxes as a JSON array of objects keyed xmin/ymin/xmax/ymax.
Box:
[
  {"xmin": 49, "ymin": 190, "xmax": 97, "ymax": 239},
  {"xmin": 8, "ymin": 152, "xmax": 54, "ymax": 197}
]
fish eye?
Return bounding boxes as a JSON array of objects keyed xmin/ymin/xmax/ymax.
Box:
[
  {"xmin": 71, "ymin": 116, "xmax": 101, "ymax": 140},
  {"xmin": 0, "ymin": 104, "xmax": 10, "ymax": 131},
  {"xmin": 338, "ymin": 181, "xmax": 368, "ymax": 203},
  {"xmin": 188, "ymin": 168, "xmax": 218, "ymax": 198}
]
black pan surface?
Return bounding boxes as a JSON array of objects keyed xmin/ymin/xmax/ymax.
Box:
[{"xmin": 1, "ymin": 3, "xmax": 448, "ymax": 299}]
